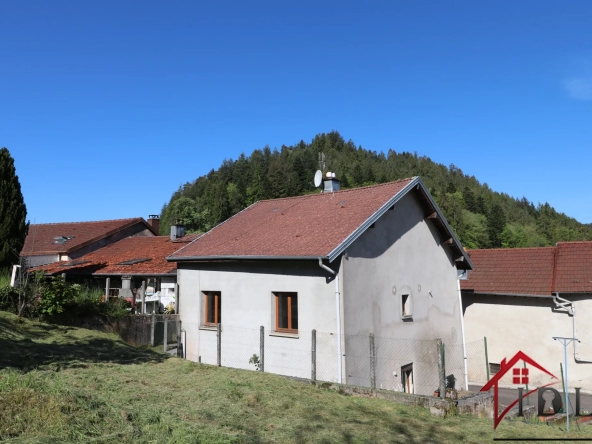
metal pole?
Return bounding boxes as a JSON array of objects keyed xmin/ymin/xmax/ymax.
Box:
[
  {"xmin": 217, "ymin": 323, "xmax": 222, "ymax": 367},
  {"xmin": 311, "ymin": 329, "xmax": 317, "ymax": 381},
  {"xmin": 369, "ymin": 333, "xmax": 376, "ymax": 390},
  {"xmin": 554, "ymin": 336, "xmax": 579, "ymax": 433},
  {"xmin": 484, "ymin": 336, "xmax": 490, "ymax": 382},
  {"xmin": 259, "ymin": 326, "xmax": 265, "ymax": 372}
]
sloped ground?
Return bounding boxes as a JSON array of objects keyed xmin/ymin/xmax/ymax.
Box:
[{"xmin": 0, "ymin": 311, "xmax": 589, "ymax": 443}]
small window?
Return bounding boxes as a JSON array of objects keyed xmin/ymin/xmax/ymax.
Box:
[
  {"xmin": 275, "ymin": 292, "xmax": 298, "ymax": 333},
  {"xmin": 204, "ymin": 291, "xmax": 221, "ymax": 325},
  {"xmin": 489, "ymin": 363, "xmax": 501, "ymax": 375},
  {"xmin": 401, "ymin": 294, "xmax": 412, "ymax": 319}
]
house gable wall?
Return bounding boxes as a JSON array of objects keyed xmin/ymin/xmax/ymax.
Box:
[{"xmin": 342, "ymin": 192, "xmax": 464, "ymax": 392}]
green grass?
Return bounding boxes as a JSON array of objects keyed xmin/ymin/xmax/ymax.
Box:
[
  {"xmin": 0, "ymin": 268, "xmax": 11, "ymax": 289},
  {"xmin": 0, "ymin": 311, "xmax": 590, "ymax": 443}
]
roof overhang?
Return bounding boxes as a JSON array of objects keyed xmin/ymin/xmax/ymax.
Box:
[
  {"xmin": 461, "ymin": 291, "xmax": 552, "ymax": 299},
  {"xmin": 171, "ymin": 255, "xmax": 326, "ymax": 262}
]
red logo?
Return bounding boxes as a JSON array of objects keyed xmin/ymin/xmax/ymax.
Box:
[{"xmin": 480, "ymin": 351, "xmax": 559, "ymax": 429}]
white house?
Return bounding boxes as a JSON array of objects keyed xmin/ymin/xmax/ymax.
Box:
[
  {"xmin": 168, "ymin": 177, "xmax": 473, "ymax": 395},
  {"xmin": 461, "ymin": 242, "xmax": 592, "ymax": 390}
]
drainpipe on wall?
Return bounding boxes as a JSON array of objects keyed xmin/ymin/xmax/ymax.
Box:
[
  {"xmin": 457, "ymin": 278, "xmax": 469, "ymax": 391},
  {"xmin": 318, "ymin": 258, "xmax": 343, "ymax": 384},
  {"xmin": 553, "ymin": 293, "xmax": 592, "ymax": 364}
]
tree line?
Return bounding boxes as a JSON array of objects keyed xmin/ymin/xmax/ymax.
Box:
[{"xmin": 159, "ymin": 131, "xmax": 592, "ymax": 249}]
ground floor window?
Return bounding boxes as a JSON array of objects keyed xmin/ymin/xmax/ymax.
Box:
[
  {"xmin": 274, "ymin": 292, "xmax": 298, "ymax": 333},
  {"xmin": 204, "ymin": 291, "xmax": 221, "ymax": 325}
]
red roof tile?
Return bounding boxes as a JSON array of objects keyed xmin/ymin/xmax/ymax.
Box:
[
  {"xmin": 37, "ymin": 234, "xmax": 200, "ymax": 276},
  {"xmin": 554, "ymin": 242, "xmax": 592, "ymax": 293},
  {"xmin": 169, "ymin": 179, "xmax": 416, "ymax": 260},
  {"xmin": 460, "ymin": 247, "xmax": 556, "ymax": 296},
  {"xmin": 461, "ymin": 242, "xmax": 592, "ymax": 296},
  {"xmin": 22, "ymin": 218, "xmax": 156, "ymax": 256}
]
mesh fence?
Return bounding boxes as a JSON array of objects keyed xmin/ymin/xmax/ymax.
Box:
[{"xmin": 175, "ymin": 323, "xmax": 491, "ymax": 397}]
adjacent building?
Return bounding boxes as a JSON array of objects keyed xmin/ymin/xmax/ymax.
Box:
[{"xmin": 461, "ymin": 242, "xmax": 592, "ymax": 389}]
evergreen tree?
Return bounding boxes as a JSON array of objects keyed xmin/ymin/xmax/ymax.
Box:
[
  {"xmin": 0, "ymin": 147, "xmax": 28, "ymax": 266},
  {"xmin": 487, "ymin": 204, "xmax": 507, "ymax": 248}
]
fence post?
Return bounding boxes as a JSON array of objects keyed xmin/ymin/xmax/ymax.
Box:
[
  {"xmin": 260, "ymin": 326, "xmax": 265, "ymax": 372},
  {"xmin": 141, "ymin": 280, "xmax": 146, "ymax": 315},
  {"xmin": 105, "ymin": 277, "xmax": 110, "ymax": 302},
  {"xmin": 177, "ymin": 319, "xmax": 183, "ymax": 358},
  {"xmin": 217, "ymin": 323, "xmax": 222, "ymax": 366},
  {"xmin": 437, "ymin": 337, "xmax": 445, "ymax": 399},
  {"xmin": 311, "ymin": 329, "xmax": 317, "ymax": 381},
  {"xmin": 484, "ymin": 336, "xmax": 490, "ymax": 382},
  {"xmin": 163, "ymin": 317, "xmax": 168, "ymax": 352},
  {"xmin": 150, "ymin": 312, "xmax": 155, "ymax": 346},
  {"xmin": 370, "ymin": 333, "xmax": 376, "ymax": 390}
]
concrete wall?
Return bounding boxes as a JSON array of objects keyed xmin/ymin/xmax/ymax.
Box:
[
  {"xmin": 177, "ymin": 260, "xmax": 340, "ymax": 381},
  {"xmin": 342, "ymin": 192, "xmax": 465, "ymax": 395},
  {"xmin": 463, "ymin": 293, "xmax": 592, "ymax": 390},
  {"xmin": 25, "ymin": 254, "xmax": 59, "ymax": 267}
]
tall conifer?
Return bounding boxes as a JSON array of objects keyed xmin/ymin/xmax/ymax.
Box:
[{"xmin": 0, "ymin": 147, "xmax": 28, "ymax": 266}]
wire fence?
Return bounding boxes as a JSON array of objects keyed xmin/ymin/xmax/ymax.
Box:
[{"xmin": 177, "ymin": 322, "xmax": 488, "ymax": 397}]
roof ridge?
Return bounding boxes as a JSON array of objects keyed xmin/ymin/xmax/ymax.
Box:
[
  {"xmin": 256, "ymin": 177, "xmax": 417, "ymax": 204},
  {"xmin": 30, "ymin": 217, "xmax": 142, "ymax": 227}
]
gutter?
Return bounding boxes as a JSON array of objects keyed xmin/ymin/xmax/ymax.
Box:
[
  {"xmin": 169, "ymin": 255, "xmax": 328, "ymax": 262},
  {"xmin": 318, "ymin": 258, "xmax": 343, "ymax": 384}
]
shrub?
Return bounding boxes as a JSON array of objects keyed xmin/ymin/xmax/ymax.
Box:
[{"xmin": 39, "ymin": 276, "xmax": 79, "ymax": 317}]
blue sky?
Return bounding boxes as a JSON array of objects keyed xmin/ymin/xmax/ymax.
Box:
[{"xmin": 1, "ymin": 1, "xmax": 591, "ymax": 224}]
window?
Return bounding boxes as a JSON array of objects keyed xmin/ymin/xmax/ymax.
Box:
[
  {"xmin": 401, "ymin": 294, "xmax": 412, "ymax": 319},
  {"xmin": 204, "ymin": 291, "xmax": 221, "ymax": 325},
  {"xmin": 274, "ymin": 292, "xmax": 298, "ymax": 333},
  {"xmin": 401, "ymin": 363, "xmax": 414, "ymax": 393}
]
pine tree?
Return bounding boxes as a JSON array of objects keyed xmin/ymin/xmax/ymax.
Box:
[
  {"xmin": 487, "ymin": 203, "xmax": 507, "ymax": 248},
  {"xmin": 0, "ymin": 147, "xmax": 28, "ymax": 266}
]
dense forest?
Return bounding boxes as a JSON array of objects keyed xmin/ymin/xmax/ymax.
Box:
[{"xmin": 159, "ymin": 131, "xmax": 592, "ymax": 249}]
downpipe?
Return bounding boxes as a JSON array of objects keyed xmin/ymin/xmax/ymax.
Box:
[
  {"xmin": 553, "ymin": 293, "xmax": 592, "ymax": 364},
  {"xmin": 457, "ymin": 278, "xmax": 469, "ymax": 390},
  {"xmin": 318, "ymin": 258, "xmax": 343, "ymax": 384}
]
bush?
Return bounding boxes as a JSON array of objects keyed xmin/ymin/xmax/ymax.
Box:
[{"xmin": 39, "ymin": 276, "xmax": 78, "ymax": 317}]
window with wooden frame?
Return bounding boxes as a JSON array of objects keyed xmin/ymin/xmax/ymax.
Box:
[
  {"xmin": 203, "ymin": 291, "xmax": 221, "ymax": 325},
  {"xmin": 274, "ymin": 292, "xmax": 298, "ymax": 333}
]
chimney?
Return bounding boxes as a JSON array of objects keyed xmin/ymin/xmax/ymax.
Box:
[
  {"xmin": 170, "ymin": 219, "xmax": 186, "ymax": 241},
  {"xmin": 323, "ymin": 172, "xmax": 341, "ymax": 193},
  {"xmin": 148, "ymin": 215, "xmax": 160, "ymax": 234}
]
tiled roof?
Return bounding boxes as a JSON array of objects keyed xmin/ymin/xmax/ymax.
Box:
[
  {"xmin": 169, "ymin": 179, "xmax": 417, "ymax": 260},
  {"xmin": 37, "ymin": 234, "xmax": 200, "ymax": 276},
  {"xmin": 554, "ymin": 242, "xmax": 592, "ymax": 293},
  {"xmin": 461, "ymin": 241, "xmax": 592, "ymax": 296},
  {"xmin": 22, "ymin": 218, "xmax": 156, "ymax": 256}
]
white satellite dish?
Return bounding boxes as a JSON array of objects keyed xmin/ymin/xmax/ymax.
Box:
[{"xmin": 314, "ymin": 170, "xmax": 322, "ymax": 187}]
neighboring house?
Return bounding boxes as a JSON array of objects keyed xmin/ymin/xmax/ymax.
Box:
[
  {"xmin": 36, "ymin": 227, "xmax": 199, "ymax": 313},
  {"xmin": 167, "ymin": 177, "xmax": 473, "ymax": 394},
  {"xmin": 461, "ymin": 242, "xmax": 592, "ymax": 389},
  {"xmin": 21, "ymin": 216, "xmax": 161, "ymax": 268}
]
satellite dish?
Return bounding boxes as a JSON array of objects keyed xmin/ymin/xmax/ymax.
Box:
[{"xmin": 314, "ymin": 170, "xmax": 322, "ymax": 187}]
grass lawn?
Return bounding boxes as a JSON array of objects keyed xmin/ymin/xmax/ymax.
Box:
[{"xmin": 0, "ymin": 311, "xmax": 590, "ymax": 443}]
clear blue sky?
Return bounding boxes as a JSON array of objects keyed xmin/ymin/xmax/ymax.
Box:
[{"xmin": 1, "ymin": 1, "xmax": 591, "ymax": 224}]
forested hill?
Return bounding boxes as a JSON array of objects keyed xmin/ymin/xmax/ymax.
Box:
[{"xmin": 160, "ymin": 131, "xmax": 592, "ymax": 249}]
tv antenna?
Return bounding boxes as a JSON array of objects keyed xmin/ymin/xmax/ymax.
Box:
[
  {"xmin": 318, "ymin": 152, "xmax": 326, "ymax": 171},
  {"xmin": 314, "ymin": 170, "xmax": 323, "ymax": 188}
]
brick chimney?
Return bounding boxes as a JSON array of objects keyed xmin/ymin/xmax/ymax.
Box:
[{"xmin": 148, "ymin": 215, "xmax": 160, "ymax": 234}]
